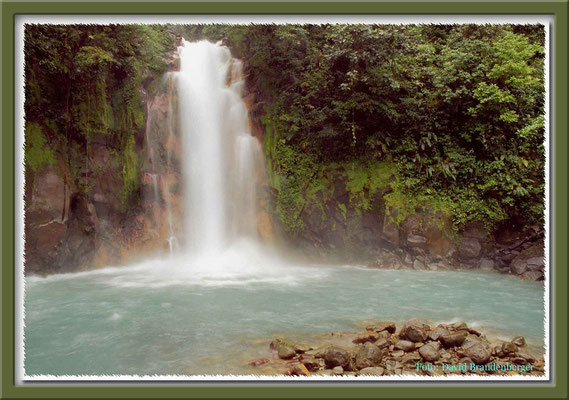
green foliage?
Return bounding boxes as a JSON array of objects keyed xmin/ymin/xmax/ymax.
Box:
[
  {"xmin": 24, "ymin": 24, "xmax": 172, "ymax": 207},
  {"xmin": 345, "ymin": 161, "xmax": 395, "ymax": 214},
  {"xmin": 121, "ymin": 134, "xmax": 140, "ymax": 209},
  {"xmin": 24, "ymin": 122, "xmax": 55, "ymax": 173},
  {"xmin": 241, "ymin": 24, "xmax": 544, "ymax": 235}
]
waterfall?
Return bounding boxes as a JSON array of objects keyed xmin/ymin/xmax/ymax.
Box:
[{"xmin": 175, "ymin": 40, "xmax": 263, "ymax": 254}]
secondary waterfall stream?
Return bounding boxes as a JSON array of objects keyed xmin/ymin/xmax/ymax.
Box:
[{"xmin": 23, "ymin": 40, "xmax": 545, "ymax": 377}]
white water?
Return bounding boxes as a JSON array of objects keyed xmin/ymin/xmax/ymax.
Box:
[{"xmin": 176, "ymin": 40, "xmax": 262, "ymax": 253}]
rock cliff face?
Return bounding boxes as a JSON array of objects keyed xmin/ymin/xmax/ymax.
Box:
[
  {"xmin": 262, "ymin": 173, "xmax": 545, "ymax": 280},
  {"xmin": 24, "ymin": 61, "xmax": 180, "ymax": 275}
]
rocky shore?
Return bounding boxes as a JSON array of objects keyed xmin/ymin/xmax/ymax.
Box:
[
  {"xmin": 248, "ymin": 320, "xmax": 544, "ymax": 377},
  {"xmin": 364, "ymin": 237, "xmax": 545, "ymax": 282}
]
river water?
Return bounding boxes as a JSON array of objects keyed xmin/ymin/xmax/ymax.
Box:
[{"xmin": 24, "ymin": 249, "xmax": 544, "ymax": 376}]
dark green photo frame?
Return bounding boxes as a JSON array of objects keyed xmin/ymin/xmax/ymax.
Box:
[{"xmin": 1, "ymin": 1, "xmax": 567, "ymax": 398}]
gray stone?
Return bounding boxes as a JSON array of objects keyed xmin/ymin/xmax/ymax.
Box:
[
  {"xmin": 407, "ymin": 233, "xmax": 428, "ymax": 247},
  {"xmin": 403, "ymin": 253, "xmax": 414, "ymax": 266},
  {"xmin": 395, "ymin": 340, "xmax": 415, "ymax": 352},
  {"xmin": 400, "ymin": 324, "xmax": 427, "ymax": 342},
  {"xmin": 501, "ymin": 342, "xmax": 518, "ymax": 354},
  {"xmin": 511, "ymin": 336, "xmax": 526, "ymax": 347},
  {"xmin": 376, "ymin": 330, "xmax": 391, "ymax": 340},
  {"xmin": 391, "ymin": 350, "xmax": 405, "ymax": 358},
  {"xmin": 429, "ymin": 325, "xmax": 450, "ymax": 341},
  {"xmin": 439, "ymin": 331, "xmax": 468, "ymax": 348},
  {"xmin": 522, "ymin": 270, "xmax": 544, "ymax": 281},
  {"xmin": 355, "ymin": 342, "xmax": 383, "ymax": 369},
  {"xmin": 458, "ymin": 238, "xmax": 482, "ymax": 259},
  {"xmin": 270, "ymin": 338, "xmax": 308, "ymax": 359},
  {"xmin": 332, "ymin": 366, "xmax": 344, "ymax": 375},
  {"xmin": 277, "ymin": 344, "xmax": 297, "ymax": 360},
  {"xmin": 527, "ymin": 256, "xmax": 544, "ymax": 266},
  {"xmin": 324, "ymin": 346, "xmax": 352, "ymax": 369},
  {"xmin": 516, "ymin": 352, "xmax": 535, "ymax": 363},
  {"xmin": 464, "ymin": 342, "xmax": 491, "ymax": 365},
  {"xmin": 358, "ymin": 367, "xmax": 384, "ymax": 376},
  {"xmin": 300, "ymin": 356, "xmax": 320, "ymax": 371},
  {"xmin": 510, "ymin": 259, "xmax": 528, "ymax": 275},
  {"xmin": 479, "ymin": 258, "xmax": 494, "ymax": 270},
  {"xmin": 450, "ymin": 322, "xmax": 468, "ymax": 330},
  {"xmin": 367, "ymin": 321, "xmax": 396, "ymax": 334},
  {"xmin": 353, "ymin": 331, "xmax": 380, "ymax": 344},
  {"xmin": 418, "ymin": 342, "xmax": 441, "ymax": 362},
  {"xmin": 413, "ymin": 259, "xmax": 426, "ymax": 270},
  {"xmin": 375, "ymin": 338, "xmax": 391, "ymax": 349}
]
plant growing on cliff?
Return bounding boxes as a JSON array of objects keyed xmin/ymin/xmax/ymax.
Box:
[
  {"xmin": 24, "ymin": 24, "xmax": 172, "ymax": 210},
  {"xmin": 24, "ymin": 122, "xmax": 55, "ymax": 173}
]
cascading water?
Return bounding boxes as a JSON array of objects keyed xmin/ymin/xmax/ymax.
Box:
[{"xmin": 176, "ymin": 40, "xmax": 263, "ymax": 254}]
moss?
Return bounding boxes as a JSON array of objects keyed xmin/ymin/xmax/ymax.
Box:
[
  {"xmin": 261, "ymin": 112, "xmax": 281, "ymax": 191},
  {"xmin": 120, "ymin": 134, "xmax": 139, "ymax": 209},
  {"xmin": 383, "ymin": 182, "xmax": 507, "ymax": 233},
  {"xmin": 338, "ymin": 203, "xmax": 347, "ymax": 220},
  {"xmin": 24, "ymin": 122, "xmax": 55, "ymax": 173},
  {"xmin": 345, "ymin": 161, "xmax": 396, "ymax": 215}
]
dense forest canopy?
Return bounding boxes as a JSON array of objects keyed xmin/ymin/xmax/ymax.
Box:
[{"xmin": 25, "ymin": 24, "xmax": 545, "ymax": 235}]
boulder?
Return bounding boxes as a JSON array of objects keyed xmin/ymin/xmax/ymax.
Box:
[
  {"xmin": 511, "ymin": 336, "xmax": 526, "ymax": 347},
  {"xmin": 458, "ymin": 238, "xmax": 481, "ymax": 259},
  {"xmin": 501, "ymin": 342, "xmax": 518, "ymax": 355},
  {"xmin": 522, "ymin": 270, "xmax": 544, "ymax": 281},
  {"xmin": 399, "ymin": 324, "xmax": 427, "ymax": 343},
  {"xmin": 450, "ymin": 321, "xmax": 468, "ymax": 331},
  {"xmin": 429, "ymin": 325, "xmax": 450, "ymax": 341},
  {"xmin": 413, "ymin": 259, "xmax": 427, "ymax": 270},
  {"xmin": 527, "ymin": 256, "xmax": 544, "ymax": 267},
  {"xmin": 353, "ymin": 331, "xmax": 380, "ymax": 344},
  {"xmin": 395, "ymin": 340, "xmax": 415, "ymax": 352},
  {"xmin": 439, "ymin": 331, "xmax": 468, "ymax": 348},
  {"xmin": 299, "ymin": 356, "xmax": 320, "ymax": 372},
  {"xmin": 407, "ymin": 233, "xmax": 428, "ymax": 248},
  {"xmin": 464, "ymin": 342, "xmax": 491, "ymax": 365},
  {"xmin": 332, "ymin": 366, "xmax": 344, "ymax": 375},
  {"xmin": 355, "ymin": 342, "xmax": 383, "ymax": 369},
  {"xmin": 418, "ymin": 342, "xmax": 441, "ymax": 362},
  {"xmin": 366, "ymin": 321, "xmax": 396, "ymax": 334},
  {"xmin": 376, "ymin": 330, "xmax": 392, "ymax": 340},
  {"xmin": 277, "ymin": 343, "xmax": 296, "ymax": 360},
  {"xmin": 270, "ymin": 338, "xmax": 305, "ymax": 359},
  {"xmin": 286, "ymin": 363, "xmax": 310, "ymax": 376},
  {"xmin": 492, "ymin": 345, "xmax": 504, "ymax": 358},
  {"xmin": 375, "ymin": 338, "xmax": 391, "ymax": 349},
  {"xmin": 358, "ymin": 366, "xmax": 384, "ymax": 376},
  {"xmin": 516, "ymin": 352, "xmax": 535, "ymax": 363},
  {"xmin": 324, "ymin": 346, "xmax": 352, "ymax": 369},
  {"xmin": 479, "ymin": 258, "xmax": 494, "ymax": 270},
  {"xmin": 510, "ymin": 259, "xmax": 528, "ymax": 275}
]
